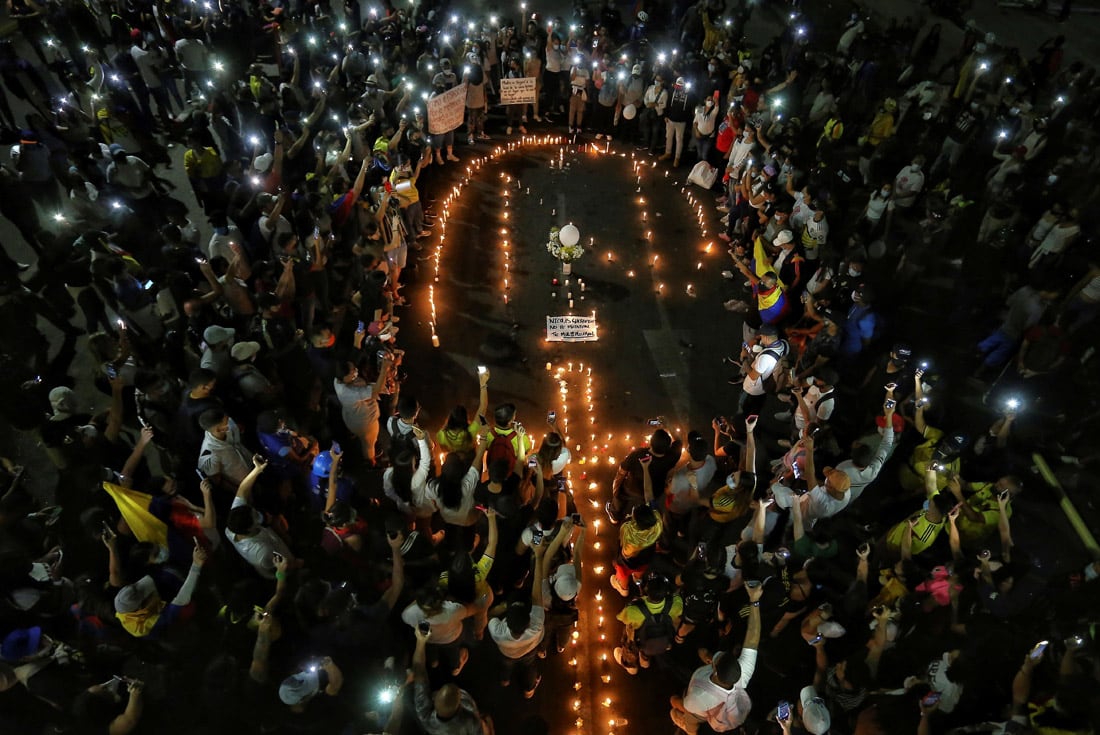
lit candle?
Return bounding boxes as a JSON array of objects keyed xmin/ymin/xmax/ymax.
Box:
[{"xmin": 431, "ymin": 335, "xmax": 440, "ymax": 347}]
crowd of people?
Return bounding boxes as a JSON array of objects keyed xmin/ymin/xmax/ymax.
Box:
[{"xmin": 1, "ymin": 0, "xmax": 1100, "ymax": 734}]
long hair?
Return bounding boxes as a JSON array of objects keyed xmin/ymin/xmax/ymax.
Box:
[
  {"xmin": 433, "ymin": 454, "xmax": 467, "ymax": 510},
  {"xmin": 446, "ymin": 552, "xmax": 477, "ymax": 604}
]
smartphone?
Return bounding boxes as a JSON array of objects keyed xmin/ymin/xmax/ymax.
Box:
[
  {"xmin": 570, "ymin": 512, "xmax": 585, "ymax": 527},
  {"xmin": 272, "ymin": 551, "xmax": 284, "ymax": 563},
  {"xmin": 418, "ymin": 620, "xmax": 431, "ymax": 635},
  {"xmin": 142, "ymin": 279, "xmax": 154, "ymax": 290},
  {"xmin": 527, "ymin": 455, "xmax": 538, "ymax": 468},
  {"xmin": 777, "ymin": 701, "xmax": 791, "ymax": 721},
  {"xmin": 547, "ymin": 410, "xmax": 557, "ymax": 422},
  {"xmin": 195, "ymin": 468, "xmax": 206, "ymax": 481},
  {"xmin": 1029, "ymin": 640, "xmax": 1049, "ymax": 660},
  {"xmin": 978, "ymin": 549, "xmax": 991, "ymax": 561},
  {"xmin": 858, "ymin": 542, "xmax": 870, "ymax": 556},
  {"xmin": 357, "ymin": 320, "xmax": 365, "ymax": 332},
  {"xmin": 477, "ymin": 365, "xmax": 487, "ymax": 375},
  {"xmin": 792, "ymin": 462, "xmax": 802, "ymax": 479},
  {"xmin": 745, "ymin": 579, "xmax": 761, "ymax": 590},
  {"xmin": 137, "ymin": 415, "xmax": 149, "ymax": 428},
  {"xmin": 884, "ymin": 398, "xmax": 897, "ymax": 409},
  {"xmin": 1065, "ymin": 634, "xmax": 1086, "ymax": 650},
  {"xmin": 531, "ymin": 529, "xmax": 544, "ymax": 546},
  {"xmin": 105, "ymin": 363, "xmax": 119, "ymax": 380},
  {"xmin": 921, "ymin": 691, "xmax": 942, "ymax": 708},
  {"xmin": 807, "ymin": 634, "xmax": 823, "ymax": 645},
  {"xmin": 331, "ymin": 441, "xmax": 341, "ymax": 455},
  {"xmin": 872, "ymin": 605, "xmax": 885, "ymax": 616}
]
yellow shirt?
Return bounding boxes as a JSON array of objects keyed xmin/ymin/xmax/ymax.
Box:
[
  {"xmin": 956, "ymin": 483, "xmax": 1011, "ymax": 545},
  {"xmin": 898, "ymin": 425, "xmax": 959, "ymax": 493},
  {"xmin": 620, "ymin": 518, "xmax": 662, "ymax": 559},
  {"xmin": 885, "ymin": 510, "xmax": 944, "ymax": 556},
  {"xmin": 439, "ymin": 554, "xmax": 494, "ymax": 598},
  {"xmin": 616, "ymin": 595, "xmax": 684, "ymax": 630},
  {"xmin": 184, "ymin": 146, "xmax": 223, "ymax": 180},
  {"xmin": 436, "ymin": 421, "xmax": 481, "ymax": 456}
]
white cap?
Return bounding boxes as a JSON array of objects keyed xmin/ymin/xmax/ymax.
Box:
[{"xmin": 800, "ymin": 686, "xmax": 831, "ymax": 735}]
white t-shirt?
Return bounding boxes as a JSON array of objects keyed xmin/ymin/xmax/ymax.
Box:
[
  {"xmin": 488, "ymin": 605, "xmax": 545, "ymax": 659},
  {"xmin": 893, "ymin": 165, "xmax": 925, "ymax": 208},
  {"xmin": 926, "ymin": 652, "xmax": 964, "ymax": 713},
  {"xmin": 207, "ymin": 226, "xmax": 244, "ymax": 261},
  {"xmin": 174, "ymin": 37, "xmax": 209, "ymax": 71},
  {"xmin": 800, "ymin": 485, "xmax": 851, "ymax": 526},
  {"xmin": 666, "ymin": 457, "xmax": 719, "ymax": 513},
  {"xmin": 742, "ymin": 350, "xmax": 780, "ymax": 396},
  {"xmin": 198, "ymin": 424, "xmax": 252, "ymax": 485},
  {"xmin": 401, "ymin": 601, "xmax": 467, "ymax": 645},
  {"xmin": 865, "ymin": 192, "xmax": 890, "ymax": 221},
  {"xmin": 225, "ymin": 496, "xmax": 293, "ymax": 579},
  {"xmin": 435, "ymin": 466, "xmax": 481, "ymax": 527},
  {"xmin": 793, "ymin": 385, "xmax": 836, "ymax": 432},
  {"xmin": 684, "ymin": 648, "xmax": 758, "ymax": 729},
  {"xmin": 130, "ymin": 45, "xmax": 163, "ymax": 88}
]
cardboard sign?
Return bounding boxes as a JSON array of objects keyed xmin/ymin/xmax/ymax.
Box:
[
  {"xmin": 427, "ymin": 83, "xmax": 468, "ymax": 134},
  {"xmin": 546, "ymin": 315, "xmax": 599, "ymax": 342},
  {"xmin": 499, "ymin": 77, "xmax": 537, "ymax": 105}
]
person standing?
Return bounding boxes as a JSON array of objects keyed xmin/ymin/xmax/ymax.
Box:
[
  {"xmin": 669, "ymin": 581, "xmax": 762, "ymax": 732},
  {"xmin": 567, "ymin": 57, "xmax": 591, "ymax": 134},
  {"xmin": 691, "ymin": 94, "xmax": 720, "ymax": 165},
  {"xmin": 662, "ymin": 77, "xmax": 693, "ymax": 166},
  {"xmin": 736, "ymin": 324, "xmax": 789, "ymax": 419}
]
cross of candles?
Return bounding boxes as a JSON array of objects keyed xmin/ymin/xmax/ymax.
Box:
[{"xmin": 423, "ymin": 141, "xmax": 723, "ymax": 733}]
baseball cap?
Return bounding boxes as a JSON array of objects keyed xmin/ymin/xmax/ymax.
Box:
[
  {"xmin": 551, "ymin": 563, "xmax": 580, "ymax": 601},
  {"xmin": 253, "ymin": 152, "xmax": 273, "ymax": 172},
  {"xmin": 631, "ymin": 64, "xmax": 642, "ymax": 75},
  {"xmin": 775, "ymin": 229, "xmax": 794, "ymax": 245},
  {"xmin": 108, "ymin": 143, "xmax": 126, "ymax": 157},
  {"xmin": 817, "ymin": 620, "xmax": 847, "ymax": 638},
  {"xmin": 892, "ymin": 343, "xmax": 912, "ymax": 360},
  {"xmin": 279, "ymin": 668, "xmax": 322, "ymax": 705},
  {"xmin": 114, "ymin": 575, "xmax": 158, "ymax": 613},
  {"xmin": 800, "ymin": 686, "xmax": 831, "ymax": 735},
  {"xmin": 1, "ymin": 626, "xmax": 42, "ymax": 662},
  {"xmin": 203, "ymin": 325, "xmax": 236, "ymax": 346},
  {"xmin": 824, "ymin": 468, "xmax": 851, "ymax": 492},
  {"xmin": 48, "ymin": 386, "xmax": 78, "ymax": 416},
  {"xmin": 771, "ymin": 483, "xmax": 796, "ymax": 509},
  {"xmin": 758, "ymin": 323, "xmax": 780, "ymax": 337},
  {"xmin": 231, "ymin": 341, "xmax": 261, "ymax": 361}
]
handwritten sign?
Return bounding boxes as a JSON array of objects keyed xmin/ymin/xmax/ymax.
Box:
[
  {"xmin": 546, "ymin": 315, "xmax": 599, "ymax": 342},
  {"xmin": 499, "ymin": 77, "xmax": 537, "ymax": 105},
  {"xmin": 427, "ymin": 83, "xmax": 468, "ymax": 134}
]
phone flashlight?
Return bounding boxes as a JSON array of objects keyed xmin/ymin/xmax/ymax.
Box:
[{"xmin": 477, "ymin": 365, "xmax": 487, "ymax": 375}]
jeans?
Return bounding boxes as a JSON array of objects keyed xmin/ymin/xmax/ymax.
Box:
[
  {"xmin": 499, "ymin": 648, "xmax": 540, "ymax": 691},
  {"xmin": 664, "ymin": 120, "xmax": 687, "ymax": 160},
  {"xmin": 693, "ymin": 134, "xmax": 714, "ymax": 165},
  {"xmin": 977, "ymin": 329, "xmax": 1018, "ymax": 369}
]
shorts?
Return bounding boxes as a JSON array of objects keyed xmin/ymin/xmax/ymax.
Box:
[{"xmin": 386, "ymin": 244, "xmax": 408, "ymax": 269}]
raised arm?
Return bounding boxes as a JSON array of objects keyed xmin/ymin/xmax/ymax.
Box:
[
  {"xmin": 946, "ymin": 506, "xmax": 962, "ymax": 564},
  {"xmin": 997, "ymin": 491, "xmax": 1014, "ymax": 562},
  {"xmin": 235, "ymin": 454, "xmax": 269, "ymax": 504},
  {"xmin": 791, "ymin": 492, "xmax": 806, "ymax": 544},
  {"xmin": 744, "ymin": 579, "xmax": 763, "ymax": 650},
  {"xmin": 119, "ymin": 426, "xmax": 155, "ymax": 487},
  {"xmin": 380, "ymin": 530, "xmax": 406, "ymax": 611},
  {"xmin": 913, "ymin": 367, "xmax": 928, "ymax": 434},
  {"xmin": 105, "ymin": 375, "xmax": 126, "ymax": 444},
  {"xmin": 476, "ymin": 368, "xmax": 490, "ymax": 422},
  {"xmin": 751, "ymin": 497, "xmax": 769, "ymax": 545},
  {"xmin": 323, "ymin": 444, "xmax": 343, "ymax": 513}
]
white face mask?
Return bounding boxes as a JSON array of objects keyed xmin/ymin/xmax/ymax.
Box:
[
  {"xmin": 880, "ymin": 188, "xmax": 891, "ymax": 197},
  {"xmin": 848, "ymin": 267, "xmax": 861, "ymax": 277}
]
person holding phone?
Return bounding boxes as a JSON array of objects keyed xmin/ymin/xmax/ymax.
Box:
[
  {"xmin": 942, "ymin": 472, "xmax": 1023, "ymax": 549},
  {"xmin": 836, "ymin": 390, "xmax": 897, "ymax": 504},
  {"xmin": 669, "ymin": 580, "xmax": 762, "ymax": 732},
  {"xmin": 609, "ymin": 453, "xmax": 662, "ymax": 597},
  {"xmin": 435, "ymin": 367, "xmax": 490, "ymax": 464},
  {"xmin": 224, "ymin": 455, "xmax": 295, "ymax": 579}
]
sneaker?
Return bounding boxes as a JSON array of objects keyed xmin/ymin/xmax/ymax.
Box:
[
  {"xmin": 610, "ymin": 574, "xmax": 629, "ymax": 597},
  {"xmin": 452, "ymin": 647, "xmax": 470, "ymax": 676},
  {"xmin": 720, "ymin": 215, "xmax": 730, "ymax": 225},
  {"xmin": 716, "ymin": 205, "xmax": 731, "ymax": 213},
  {"xmin": 523, "ymin": 675, "xmax": 542, "ymax": 698},
  {"xmin": 719, "ymin": 232, "xmax": 732, "ymax": 242},
  {"xmin": 639, "ymin": 653, "xmax": 651, "ymax": 669},
  {"xmin": 613, "ymin": 647, "xmax": 638, "ymax": 675},
  {"xmin": 604, "ymin": 500, "xmax": 622, "ymax": 525},
  {"xmin": 506, "ymin": 126, "xmax": 513, "ymax": 134},
  {"xmin": 533, "ymin": 114, "xmax": 542, "ymax": 122},
  {"xmin": 595, "ymin": 133, "xmax": 603, "ymax": 139},
  {"xmin": 447, "ymin": 153, "xmax": 460, "ymax": 162},
  {"xmin": 774, "ymin": 410, "xmax": 792, "ymax": 421},
  {"xmin": 723, "ymin": 300, "xmax": 749, "ymax": 313},
  {"xmin": 606, "ymin": 135, "xmax": 613, "ymax": 141},
  {"xmin": 467, "ymin": 136, "xmax": 475, "ymax": 145},
  {"xmin": 519, "ymin": 126, "xmax": 527, "ymax": 134}
]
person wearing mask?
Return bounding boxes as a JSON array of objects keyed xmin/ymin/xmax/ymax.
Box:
[
  {"xmin": 639, "ymin": 74, "xmax": 669, "ymax": 154},
  {"xmin": 567, "ymin": 55, "xmax": 590, "ymax": 134},
  {"xmin": 662, "ymin": 77, "xmax": 694, "ymax": 166},
  {"xmin": 692, "ymin": 93, "xmax": 720, "ymax": 165},
  {"xmin": 618, "ymin": 64, "xmax": 646, "ymax": 143}
]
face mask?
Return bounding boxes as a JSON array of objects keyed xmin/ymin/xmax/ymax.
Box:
[
  {"xmin": 553, "ymin": 43, "xmax": 560, "ymax": 49},
  {"xmin": 708, "ymin": 64, "xmax": 716, "ymax": 72},
  {"xmin": 705, "ymin": 100, "xmax": 713, "ymax": 108},
  {"xmin": 880, "ymin": 188, "xmax": 891, "ymax": 197},
  {"xmin": 152, "ymin": 546, "xmax": 170, "ymax": 564},
  {"xmin": 848, "ymin": 267, "xmax": 861, "ymax": 277}
]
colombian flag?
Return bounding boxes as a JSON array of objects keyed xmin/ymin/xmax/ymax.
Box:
[{"xmin": 102, "ymin": 482, "xmax": 168, "ymax": 548}]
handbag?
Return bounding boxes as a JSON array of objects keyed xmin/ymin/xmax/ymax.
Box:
[{"xmin": 687, "ymin": 160, "xmax": 718, "ymax": 189}]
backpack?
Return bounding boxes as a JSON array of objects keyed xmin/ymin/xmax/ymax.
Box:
[
  {"xmin": 387, "ymin": 417, "xmax": 419, "ymax": 463},
  {"xmin": 486, "ymin": 428, "xmax": 519, "ymax": 476},
  {"xmin": 634, "ymin": 598, "xmax": 675, "ymax": 657}
]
